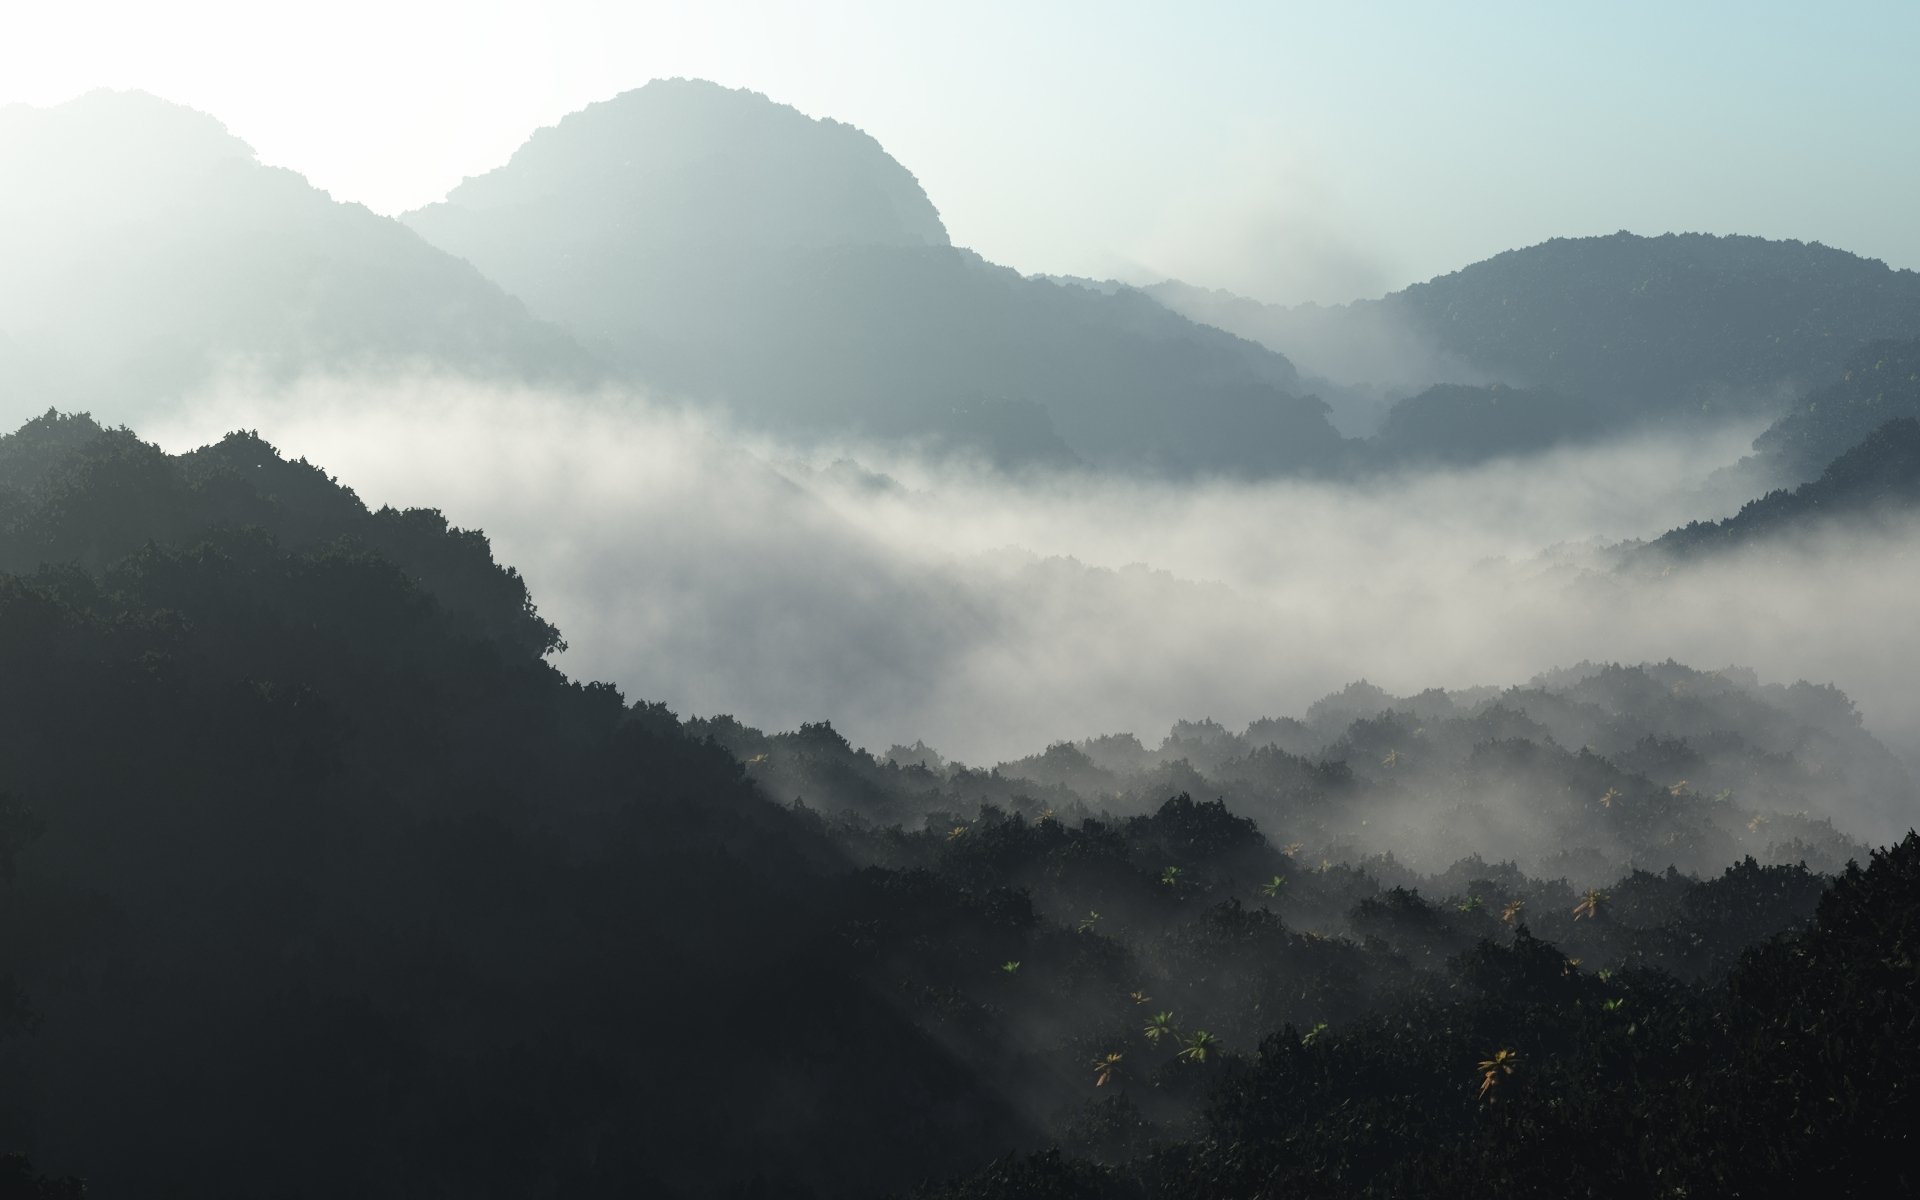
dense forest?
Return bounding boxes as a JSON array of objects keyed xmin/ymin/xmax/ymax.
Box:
[{"xmin": 0, "ymin": 411, "xmax": 1913, "ymax": 1197}]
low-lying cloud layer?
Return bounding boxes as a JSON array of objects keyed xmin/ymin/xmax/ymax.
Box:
[{"xmin": 146, "ymin": 374, "xmax": 1917, "ymax": 838}]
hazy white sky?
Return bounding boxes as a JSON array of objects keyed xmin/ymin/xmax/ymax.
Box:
[{"xmin": 5, "ymin": 0, "xmax": 1918, "ymax": 304}]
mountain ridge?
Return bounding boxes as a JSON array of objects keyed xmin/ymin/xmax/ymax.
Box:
[
  {"xmin": 1144, "ymin": 232, "xmax": 1920, "ymax": 447},
  {"xmin": 0, "ymin": 89, "xmax": 603, "ymax": 425},
  {"xmin": 401, "ymin": 79, "xmax": 1346, "ymax": 474}
]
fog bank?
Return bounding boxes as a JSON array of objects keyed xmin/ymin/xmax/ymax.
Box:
[{"xmin": 147, "ymin": 375, "xmax": 1915, "ymax": 836}]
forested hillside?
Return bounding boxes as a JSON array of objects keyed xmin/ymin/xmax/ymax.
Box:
[
  {"xmin": 1, "ymin": 412, "xmax": 1911, "ymax": 1198},
  {"xmin": 1745, "ymin": 336, "xmax": 1920, "ymax": 484},
  {"xmin": 1650, "ymin": 416, "xmax": 1920, "ymax": 556}
]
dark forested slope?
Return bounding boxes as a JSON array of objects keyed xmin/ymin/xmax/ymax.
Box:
[
  {"xmin": 0, "ymin": 91, "xmax": 597, "ymax": 423},
  {"xmin": 0, "ymin": 412, "xmax": 1911, "ymax": 1198},
  {"xmin": 403, "ymin": 80, "xmax": 1343, "ymax": 473},
  {"xmin": 921, "ymin": 830, "xmax": 1920, "ymax": 1199},
  {"xmin": 0, "ymin": 412, "xmax": 1028, "ymax": 1197}
]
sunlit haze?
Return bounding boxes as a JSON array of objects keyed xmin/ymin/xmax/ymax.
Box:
[{"xmin": 7, "ymin": 0, "xmax": 1919, "ymax": 303}]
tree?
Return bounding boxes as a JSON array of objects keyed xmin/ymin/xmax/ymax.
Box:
[
  {"xmin": 1179, "ymin": 1031, "xmax": 1219, "ymax": 1063},
  {"xmin": 1477, "ymin": 1048, "xmax": 1517, "ymax": 1101}
]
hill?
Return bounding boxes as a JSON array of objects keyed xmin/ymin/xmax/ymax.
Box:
[
  {"xmin": 403, "ymin": 80, "xmax": 1345, "ymax": 474},
  {"xmin": 1150, "ymin": 233, "xmax": 1920, "ymax": 443},
  {"xmin": 1650, "ymin": 416, "xmax": 1920, "ymax": 556},
  {"xmin": 0, "ymin": 410, "xmax": 1033, "ymax": 1196},
  {"xmin": 1376, "ymin": 233, "xmax": 1920, "ymax": 412},
  {"xmin": 1742, "ymin": 335, "xmax": 1920, "ymax": 484},
  {"xmin": 0, "ymin": 90, "xmax": 598, "ymax": 425}
]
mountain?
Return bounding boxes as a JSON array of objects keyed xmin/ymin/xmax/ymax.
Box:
[
  {"xmin": 1382, "ymin": 233, "xmax": 1920, "ymax": 411},
  {"xmin": 1143, "ymin": 276, "xmax": 1486, "ymax": 397},
  {"xmin": 404, "ymin": 79, "xmax": 1345, "ymax": 473},
  {"xmin": 1650, "ymin": 417, "xmax": 1920, "ymax": 556},
  {"xmin": 0, "ymin": 91, "xmax": 597, "ymax": 424},
  {"xmin": 1149, "ymin": 233, "xmax": 1920, "ymax": 439}
]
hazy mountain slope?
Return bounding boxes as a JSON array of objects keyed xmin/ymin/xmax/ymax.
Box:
[
  {"xmin": 404, "ymin": 79, "xmax": 1344, "ymax": 473},
  {"xmin": 1150, "ymin": 234, "xmax": 1920, "ymax": 434},
  {"xmin": 0, "ymin": 91, "xmax": 597, "ymax": 424},
  {"xmin": 1651, "ymin": 417, "xmax": 1920, "ymax": 556},
  {"xmin": 1369, "ymin": 382, "xmax": 1604, "ymax": 466},
  {"xmin": 1378, "ymin": 233, "xmax": 1920, "ymax": 412},
  {"xmin": 1743, "ymin": 335, "xmax": 1920, "ymax": 484},
  {"xmin": 1144, "ymin": 277, "xmax": 1484, "ymax": 395}
]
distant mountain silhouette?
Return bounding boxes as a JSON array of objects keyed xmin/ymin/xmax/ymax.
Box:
[
  {"xmin": 1650, "ymin": 417, "xmax": 1920, "ymax": 557},
  {"xmin": 0, "ymin": 90, "xmax": 597, "ymax": 423},
  {"xmin": 1384, "ymin": 233, "xmax": 1920, "ymax": 411},
  {"xmin": 405, "ymin": 79, "xmax": 1344, "ymax": 473},
  {"xmin": 1150, "ymin": 233, "xmax": 1920, "ymax": 440},
  {"xmin": 1143, "ymin": 277, "xmax": 1486, "ymax": 401}
]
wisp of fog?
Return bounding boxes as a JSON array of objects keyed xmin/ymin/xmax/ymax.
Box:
[{"xmin": 147, "ymin": 373, "xmax": 1919, "ymax": 838}]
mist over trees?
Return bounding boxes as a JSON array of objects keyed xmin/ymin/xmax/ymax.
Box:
[
  {"xmin": 0, "ymin": 69, "xmax": 1916, "ymax": 1200},
  {"xmin": 0, "ymin": 412, "xmax": 1914, "ymax": 1197}
]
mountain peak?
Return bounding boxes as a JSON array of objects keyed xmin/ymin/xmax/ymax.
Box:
[
  {"xmin": 416, "ymin": 77, "xmax": 949, "ymax": 250},
  {"xmin": 0, "ymin": 89, "xmax": 256, "ymax": 194}
]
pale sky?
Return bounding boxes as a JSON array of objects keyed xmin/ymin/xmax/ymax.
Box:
[{"xmin": 4, "ymin": 0, "xmax": 1917, "ymax": 305}]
